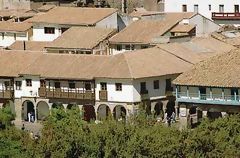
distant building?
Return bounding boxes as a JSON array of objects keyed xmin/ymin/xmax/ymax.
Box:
[
  {"xmin": 0, "ymin": 0, "xmax": 30, "ymax": 10},
  {"xmin": 109, "ymin": 12, "xmax": 220, "ymax": 55},
  {"xmin": 29, "ymin": 7, "xmax": 118, "ymax": 41},
  {"xmin": 45, "ymin": 27, "xmax": 116, "ymax": 55},
  {"xmin": 174, "ymin": 49, "xmax": 240, "ymax": 127}
]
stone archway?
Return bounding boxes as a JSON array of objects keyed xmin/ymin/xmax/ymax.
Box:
[
  {"xmin": 97, "ymin": 104, "xmax": 111, "ymax": 120},
  {"xmin": 36, "ymin": 101, "xmax": 50, "ymax": 121},
  {"xmin": 154, "ymin": 102, "xmax": 164, "ymax": 119},
  {"xmin": 113, "ymin": 105, "xmax": 127, "ymax": 121},
  {"xmin": 82, "ymin": 105, "xmax": 96, "ymax": 122},
  {"xmin": 67, "ymin": 104, "xmax": 78, "ymax": 110},
  {"xmin": 22, "ymin": 100, "xmax": 35, "ymax": 121},
  {"xmin": 52, "ymin": 103, "xmax": 64, "ymax": 109}
]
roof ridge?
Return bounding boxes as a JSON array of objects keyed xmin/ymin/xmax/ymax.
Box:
[
  {"xmin": 122, "ymin": 53, "xmax": 134, "ymax": 79},
  {"xmin": 157, "ymin": 46, "xmax": 194, "ymax": 65}
]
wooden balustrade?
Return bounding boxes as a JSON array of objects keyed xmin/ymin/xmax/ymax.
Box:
[
  {"xmin": 212, "ymin": 12, "xmax": 240, "ymax": 20},
  {"xmin": 99, "ymin": 90, "xmax": 108, "ymax": 101},
  {"xmin": 39, "ymin": 87, "xmax": 95, "ymax": 100}
]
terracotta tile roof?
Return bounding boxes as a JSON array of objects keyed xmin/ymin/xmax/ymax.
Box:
[
  {"xmin": 173, "ymin": 49, "xmax": 240, "ymax": 88},
  {"xmin": 28, "ymin": 7, "xmax": 117, "ymax": 25},
  {"xmin": 157, "ymin": 37, "xmax": 236, "ymax": 64},
  {"xmin": 8, "ymin": 41, "xmax": 50, "ymax": 51},
  {"xmin": 46, "ymin": 27, "xmax": 116, "ymax": 50},
  {"xmin": 0, "ymin": 47, "xmax": 193, "ymax": 79},
  {"xmin": 170, "ymin": 24, "xmax": 195, "ymax": 33},
  {"xmin": 109, "ymin": 12, "xmax": 196, "ymax": 44},
  {"xmin": 37, "ymin": 5, "xmax": 56, "ymax": 12},
  {"xmin": 0, "ymin": 21, "xmax": 32, "ymax": 32},
  {"xmin": 0, "ymin": 51, "xmax": 42, "ymax": 77}
]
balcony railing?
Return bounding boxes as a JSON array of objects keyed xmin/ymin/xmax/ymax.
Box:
[
  {"xmin": 212, "ymin": 12, "xmax": 240, "ymax": 20},
  {"xmin": 176, "ymin": 92, "xmax": 240, "ymax": 105},
  {"xmin": 39, "ymin": 87, "xmax": 94, "ymax": 100},
  {"xmin": 0, "ymin": 89, "xmax": 14, "ymax": 99},
  {"xmin": 99, "ymin": 90, "xmax": 107, "ymax": 101}
]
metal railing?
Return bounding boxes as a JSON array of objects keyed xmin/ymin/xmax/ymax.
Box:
[{"xmin": 212, "ymin": 12, "xmax": 240, "ymax": 20}]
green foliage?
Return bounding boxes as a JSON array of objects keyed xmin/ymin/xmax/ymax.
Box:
[
  {"xmin": 0, "ymin": 109, "xmax": 240, "ymax": 158},
  {"xmin": 0, "ymin": 105, "xmax": 15, "ymax": 126}
]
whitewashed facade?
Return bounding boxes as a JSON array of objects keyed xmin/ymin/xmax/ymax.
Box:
[{"xmin": 0, "ymin": 31, "xmax": 31, "ymax": 47}]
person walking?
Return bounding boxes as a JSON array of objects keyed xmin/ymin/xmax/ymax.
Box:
[{"xmin": 28, "ymin": 112, "xmax": 31, "ymax": 122}]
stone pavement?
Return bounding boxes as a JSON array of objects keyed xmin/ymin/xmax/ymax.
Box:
[{"xmin": 13, "ymin": 120, "xmax": 43, "ymax": 135}]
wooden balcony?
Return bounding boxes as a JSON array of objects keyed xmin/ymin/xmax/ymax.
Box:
[
  {"xmin": 39, "ymin": 87, "xmax": 95, "ymax": 100},
  {"xmin": 99, "ymin": 90, "xmax": 108, "ymax": 101},
  {"xmin": 0, "ymin": 90, "xmax": 13, "ymax": 99},
  {"xmin": 212, "ymin": 12, "xmax": 240, "ymax": 20}
]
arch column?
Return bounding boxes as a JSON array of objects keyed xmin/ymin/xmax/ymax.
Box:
[{"xmin": 34, "ymin": 105, "xmax": 37, "ymax": 123}]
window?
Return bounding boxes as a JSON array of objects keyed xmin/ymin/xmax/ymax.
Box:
[
  {"xmin": 4, "ymin": 81, "xmax": 10, "ymax": 90},
  {"xmin": 219, "ymin": 5, "xmax": 224, "ymax": 13},
  {"xmin": 100, "ymin": 82, "xmax": 107, "ymax": 91},
  {"xmin": 140, "ymin": 82, "xmax": 147, "ymax": 93},
  {"xmin": 44, "ymin": 27, "xmax": 55, "ymax": 34},
  {"xmin": 15, "ymin": 81, "xmax": 22, "ymax": 90},
  {"xmin": 85, "ymin": 82, "xmax": 91, "ymax": 90},
  {"xmin": 69, "ymin": 82, "xmax": 75, "ymax": 89},
  {"xmin": 40, "ymin": 80, "xmax": 46, "ymax": 87},
  {"xmin": 116, "ymin": 45, "xmax": 122, "ymax": 51},
  {"xmin": 115, "ymin": 83, "xmax": 122, "ymax": 91},
  {"xmin": 125, "ymin": 45, "xmax": 130, "ymax": 50},
  {"xmin": 131, "ymin": 45, "xmax": 135, "ymax": 50},
  {"xmin": 54, "ymin": 82, "xmax": 60, "ymax": 88},
  {"xmin": 182, "ymin": 5, "xmax": 187, "ymax": 12},
  {"xmin": 208, "ymin": 5, "xmax": 211, "ymax": 11},
  {"xmin": 235, "ymin": 5, "xmax": 239, "ymax": 13},
  {"xmin": 153, "ymin": 80, "xmax": 159, "ymax": 89},
  {"xmin": 26, "ymin": 79, "xmax": 32, "ymax": 87},
  {"xmin": 141, "ymin": 45, "xmax": 148, "ymax": 49},
  {"xmin": 194, "ymin": 4, "xmax": 199, "ymax": 12},
  {"xmin": 165, "ymin": 79, "xmax": 172, "ymax": 91}
]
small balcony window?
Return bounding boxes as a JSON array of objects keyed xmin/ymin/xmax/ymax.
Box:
[
  {"xmin": 40, "ymin": 80, "xmax": 46, "ymax": 87},
  {"xmin": 140, "ymin": 82, "xmax": 147, "ymax": 94},
  {"xmin": 26, "ymin": 79, "xmax": 32, "ymax": 87},
  {"xmin": 116, "ymin": 45, "xmax": 122, "ymax": 51},
  {"xmin": 44, "ymin": 27, "xmax": 55, "ymax": 34},
  {"xmin": 85, "ymin": 82, "xmax": 91, "ymax": 90},
  {"xmin": 54, "ymin": 82, "xmax": 60, "ymax": 88},
  {"xmin": 15, "ymin": 81, "xmax": 22, "ymax": 90},
  {"xmin": 115, "ymin": 83, "xmax": 122, "ymax": 91},
  {"xmin": 100, "ymin": 82, "xmax": 107, "ymax": 91},
  {"xmin": 153, "ymin": 80, "xmax": 159, "ymax": 89},
  {"xmin": 69, "ymin": 82, "xmax": 75, "ymax": 89}
]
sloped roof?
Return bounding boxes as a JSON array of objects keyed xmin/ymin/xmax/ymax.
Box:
[
  {"xmin": 28, "ymin": 7, "xmax": 117, "ymax": 25},
  {"xmin": 157, "ymin": 37, "xmax": 236, "ymax": 64},
  {"xmin": 8, "ymin": 41, "xmax": 49, "ymax": 51},
  {"xmin": 109, "ymin": 12, "xmax": 196, "ymax": 44},
  {"xmin": 0, "ymin": 21, "xmax": 32, "ymax": 32},
  {"xmin": 37, "ymin": 5, "xmax": 56, "ymax": 12},
  {"xmin": 46, "ymin": 27, "xmax": 116, "ymax": 50},
  {"xmin": 170, "ymin": 24, "xmax": 195, "ymax": 33},
  {"xmin": 0, "ymin": 47, "xmax": 193, "ymax": 79},
  {"xmin": 0, "ymin": 51, "xmax": 42, "ymax": 77},
  {"xmin": 173, "ymin": 49, "xmax": 240, "ymax": 88}
]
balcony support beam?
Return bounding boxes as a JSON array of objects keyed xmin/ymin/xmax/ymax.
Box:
[
  {"xmin": 175, "ymin": 86, "xmax": 178, "ymax": 98},
  {"xmin": 234, "ymin": 91, "xmax": 237, "ymax": 101},
  {"xmin": 186, "ymin": 86, "xmax": 189, "ymax": 98},
  {"xmin": 210, "ymin": 87, "xmax": 213, "ymax": 99},
  {"xmin": 222, "ymin": 88, "xmax": 225, "ymax": 100}
]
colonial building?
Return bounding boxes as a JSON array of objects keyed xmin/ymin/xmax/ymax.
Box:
[
  {"xmin": 45, "ymin": 27, "xmax": 116, "ymax": 55},
  {"xmin": 28, "ymin": 7, "xmax": 118, "ymax": 41},
  {"xmin": 0, "ymin": 21, "xmax": 32, "ymax": 47},
  {"xmin": 109, "ymin": 12, "xmax": 220, "ymax": 55},
  {"xmin": 173, "ymin": 49, "xmax": 240, "ymax": 127},
  {"xmin": 164, "ymin": 0, "xmax": 240, "ymax": 25},
  {"xmin": 0, "ymin": 47, "xmax": 194, "ymax": 122}
]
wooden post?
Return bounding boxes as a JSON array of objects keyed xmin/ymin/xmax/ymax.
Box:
[
  {"xmin": 234, "ymin": 90, "xmax": 237, "ymax": 101},
  {"xmin": 198, "ymin": 88, "xmax": 201, "ymax": 99},
  {"xmin": 187, "ymin": 86, "xmax": 189, "ymax": 98},
  {"xmin": 175, "ymin": 85, "xmax": 178, "ymax": 98},
  {"xmin": 210, "ymin": 87, "xmax": 213, "ymax": 99},
  {"xmin": 222, "ymin": 88, "xmax": 225, "ymax": 100}
]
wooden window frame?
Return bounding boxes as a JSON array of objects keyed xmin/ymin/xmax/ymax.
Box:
[
  {"xmin": 26, "ymin": 79, "xmax": 32, "ymax": 87},
  {"xmin": 44, "ymin": 27, "xmax": 55, "ymax": 34},
  {"xmin": 100, "ymin": 82, "xmax": 107, "ymax": 91},
  {"xmin": 115, "ymin": 83, "xmax": 122, "ymax": 91},
  {"xmin": 15, "ymin": 81, "xmax": 22, "ymax": 90}
]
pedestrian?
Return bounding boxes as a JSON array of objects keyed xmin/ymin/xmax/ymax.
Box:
[
  {"xmin": 28, "ymin": 112, "xmax": 31, "ymax": 122},
  {"xmin": 31, "ymin": 112, "xmax": 35, "ymax": 123}
]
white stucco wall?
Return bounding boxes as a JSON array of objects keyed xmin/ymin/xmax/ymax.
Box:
[
  {"xmin": 95, "ymin": 79, "xmax": 134, "ymax": 102},
  {"xmin": 96, "ymin": 12, "xmax": 118, "ymax": 29},
  {"xmin": 0, "ymin": 32, "xmax": 28, "ymax": 47},
  {"xmin": 32, "ymin": 24, "xmax": 62, "ymax": 41},
  {"xmin": 189, "ymin": 14, "xmax": 220, "ymax": 37},
  {"xmin": 14, "ymin": 76, "xmax": 40, "ymax": 98},
  {"xmin": 165, "ymin": 0, "xmax": 240, "ymax": 20}
]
